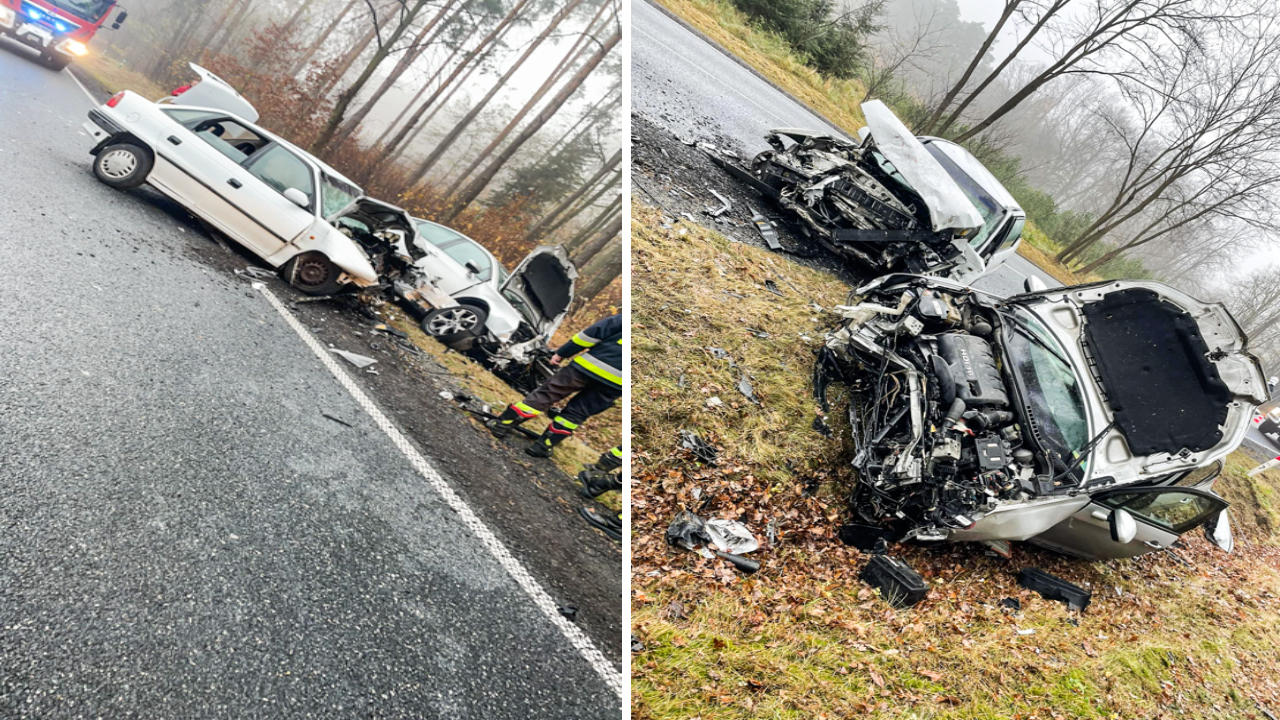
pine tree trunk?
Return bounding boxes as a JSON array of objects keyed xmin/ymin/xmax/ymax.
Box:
[
  {"xmin": 442, "ymin": 1, "xmax": 612, "ymax": 195},
  {"xmin": 408, "ymin": 0, "xmax": 579, "ymax": 182},
  {"xmin": 312, "ymin": 0, "xmax": 432, "ymax": 153},
  {"xmin": 441, "ymin": 25, "xmax": 620, "ymax": 221},
  {"xmin": 545, "ymin": 170, "xmax": 619, "ymax": 236},
  {"xmin": 568, "ymin": 236, "xmax": 620, "ymax": 315},
  {"xmin": 332, "ymin": 0, "xmax": 462, "ymax": 141},
  {"xmin": 523, "ymin": 149, "xmax": 620, "ymax": 244},
  {"xmin": 373, "ymin": 3, "xmax": 526, "ymax": 165},
  {"xmin": 569, "ymin": 211, "xmax": 621, "ymax": 264},
  {"xmin": 289, "ymin": 0, "xmax": 361, "ymax": 75}
]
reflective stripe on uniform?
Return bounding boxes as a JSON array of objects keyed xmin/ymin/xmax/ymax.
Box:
[
  {"xmin": 574, "ymin": 354, "xmax": 621, "ymax": 385},
  {"xmin": 571, "ymin": 333, "xmax": 597, "ymax": 348},
  {"xmin": 553, "ymin": 416, "xmax": 580, "ymax": 431},
  {"xmin": 610, "ymin": 447, "xmax": 622, "ymax": 458},
  {"xmin": 513, "ymin": 402, "xmax": 541, "ymax": 418}
]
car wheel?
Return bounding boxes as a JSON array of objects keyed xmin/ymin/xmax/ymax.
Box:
[
  {"xmin": 43, "ymin": 55, "xmax": 70, "ymax": 71},
  {"xmin": 280, "ymin": 252, "xmax": 343, "ymax": 296},
  {"xmin": 92, "ymin": 142, "xmax": 152, "ymax": 190},
  {"xmin": 422, "ymin": 305, "xmax": 488, "ymax": 344}
]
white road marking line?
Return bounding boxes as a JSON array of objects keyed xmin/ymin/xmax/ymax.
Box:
[
  {"xmin": 254, "ymin": 283, "xmax": 624, "ymax": 699},
  {"xmin": 67, "ymin": 69, "xmax": 98, "ymax": 105}
]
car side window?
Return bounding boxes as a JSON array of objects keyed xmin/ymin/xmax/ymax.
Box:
[
  {"xmin": 997, "ymin": 216, "xmax": 1025, "ymax": 253},
  {"xmin": 1100, "ymin": 490, "xmax": 1222, "ymax": 534},
  {"xmin": 161, "ymin": 108, "xmax": 223, "ymax": 125},
  {"xmin": 192, "ymin": 119, "xmax": 267, "ymax": 163},
  {"xmin": 439, "ymin": 241, "xmax": 493, "ymax": 281},
  {"xmin": 244, "ymin": 145, "xmax": 315, "ymax": 212}
]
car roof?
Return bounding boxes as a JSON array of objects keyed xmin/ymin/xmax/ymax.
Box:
[{"xmin": 921, "ymin": 138, "xmax": 1022, "ymax": 212}]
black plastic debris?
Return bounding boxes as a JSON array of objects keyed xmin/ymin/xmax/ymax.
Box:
[
  {"xmin": 373, "ymin": 323, "xmax": 409, "ymax": 340},
  {"xmin": 812, "ymin": 415, "xmax": 832, "ymax": 437},
  {"xmin": 557, "ymin": 605, "xmax": 578, "ymax": 622},
  {"xmin": 838, "ymin": 523, "xmax": 894, "ymax": 554},
  {"xmin": 713, "ymin": 550, "xmax": 760, "ymax": 574},
  {"xmin": 860, "ymin": 555, "xmax": 928, "ymax": 608},
  {"xmin": 666, "ymin": 510, "xmax": 712, "ymax": 550},
  {"xmin": 631, "ymin": 634, "xmax": 645, "ymax": 653},
  {"xmin": 737, "ymin": 375, "xmax": 760, "ymax": 405},
  {"xmin": 748, "ymin": 205, "xmax": 782, "ymax": 250},
  {"xmin": 679, "ymin": 430, "xmax": 718, "ymax": 464},
  {"xmin": 764, "ymin": 279, "xmax": 783, "ymax": 296},
  {"xmin": 1017, "ymin": 568, "xmax": 1091, "ymax": 611},
  {"xmin": 1000, "ymin": 597, "xmax": 1021, "ymax": 612}
]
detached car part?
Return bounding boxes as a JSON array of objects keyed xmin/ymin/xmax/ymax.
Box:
[{"xmin": 820, "ymin": 275, "xmax": 1265, "ymax": 560}]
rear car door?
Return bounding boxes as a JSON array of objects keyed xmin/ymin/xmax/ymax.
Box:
[
  {"xmin": 412, "ymin": 221, "xmax": 491, "ymax": 295},
  {"xmin": 1054, "ymin": 487, "xmax": 1228, "ymax": 559}
]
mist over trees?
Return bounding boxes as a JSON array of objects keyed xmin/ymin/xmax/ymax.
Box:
[{"xmin": 91, "ymin": 0, "xmax": 622, "ymax": 321}]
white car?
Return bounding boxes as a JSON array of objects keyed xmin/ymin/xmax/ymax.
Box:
[
  {"xmin": 396, "ymin": 218, "xmax": 577, "ymax": 383},
  {"xmin": 822, "ymin": 275, "xmax": 1266, "ymax": 559},
  {"xmin": 82, "ymin": 64, "xmax": 383, "ymax": 295}
]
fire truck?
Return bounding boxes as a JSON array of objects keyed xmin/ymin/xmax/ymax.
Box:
[{"xmin": 0, "ymin": 0, "xmax": 127, "ymax": 70}]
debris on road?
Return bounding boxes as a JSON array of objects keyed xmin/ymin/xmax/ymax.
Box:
[
  {"xmin": 705, "ymin": 188, "xmax": 732, "ymax": 218},
  {"xmin": 764, "ymin": 279, "xmax": 783, "ymax": 296},
  {"xmin": 329, "ymin": 348, "xmax": 378, "ymax": 368},
  {"xmin": 240, "ymin": 266, "xmax": 276, "ymax": 280},
  {"xmin": 1017, "ymin": 568, "xmax": 1091, "ymax": 611},
  {"xmin": 557, "ymin": 605, "xmax": 578, "ymax": 622},
  {"xmin": 737, "ymin": 374, "xmax": 760, "ymax": 405},
  {"xmin": 704, "ymin": 518, "xmax": 759, "ymax": 555},
  {"xmin": 322, "ymin": 412, "xmax": 354, "ymax": 428},
  {"xmin": 666, "ymin": 511, "xmax": 760, "ymax": 574},
  {"xmin": 859, "ymin": 555, "xmax": 928, "ymax": 608},
  {"xmin": 748, "ymin": 206, "xmax": 781, "ymax": 250},
  {"xmin": 1000, "ymin": 597, "xmax": 1021, "ymax": 613}
]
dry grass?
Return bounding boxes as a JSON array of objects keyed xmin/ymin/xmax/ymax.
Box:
[
  {"xmin": 1017, "ymin": 223, "xmax": 1105, "ymax": 287},
  {"xmin": 77, "ymin": 54, "xmax": 168, "ymax": 100},
  {"xmin": 631, "ymin": 202, "xmax": 1280, "ymax": 719},
  {"xmin": 653, "ymin": 0, "xmax": 869, "ymax": 135}
]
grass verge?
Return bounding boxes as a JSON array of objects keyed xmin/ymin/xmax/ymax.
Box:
[
  {"xmin": 631, "ymin": 200, "xmax": 1280, "ymax": 719},
  {"xmin": 380, "ymin": 303, "xmax": 621, "ymax": 512},
  {"xmin": 77, "ymin": 54, "xmax": 167, "ymax": 100}
]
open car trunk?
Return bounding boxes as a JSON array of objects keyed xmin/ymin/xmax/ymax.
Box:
[
  {"xmin": 160, "ymin": 63, "xmax": 260, "ymax": 123},
  {"xmin": 500, "ymin": 245, "xmax": 577, "ymax": 339}
]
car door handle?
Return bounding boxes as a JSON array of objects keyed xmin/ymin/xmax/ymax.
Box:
[
  {"xmin": 167, "ymin": 135, "xmax": 182, "ymax": 145},
  {"xmin": 1091, "ymin": 511, "xmax": 1108, "ymax": 521},
  {"xmin": 227, "ymin": 178, "xmax": 242, "ymax": 188},
  {"xmin": 1144, "ymin": 540, "xmax": 1163, "ymax": 549}
]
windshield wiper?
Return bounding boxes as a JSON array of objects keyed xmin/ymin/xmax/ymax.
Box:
[
  {"xmin": 1051, "ymin": 420, "xmax": 1118, "ymax": 486},
  {"xmin": 997, "ymin": 307, "xmax": 1070, "ymax": 366}
]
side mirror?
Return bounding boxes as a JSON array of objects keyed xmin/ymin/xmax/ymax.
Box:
[
  {"xmin": 283, "ymin": 188, "xmax": 310, "ymax": 209},
  {"xmin": 1204, "ymin": 509, "xmax": 1234, "ymax": 553},
  {"xmin": 112, "ymin": 10, "xmax": 127, "ymax": 28},
  {"xmin": 1109, "ymin": 508, "xmax": 1137, "ymax": 544},
  {"xmin": 464, "ymin": 260, "xmax": 482, "ymax": 275},
  {"xmin": 1024, "ymin": 276, "xmax": 1048, "ymax": 293},
  {"xmin": 857, "ymin": 126, "xmax": 871, "ymax": 143}
]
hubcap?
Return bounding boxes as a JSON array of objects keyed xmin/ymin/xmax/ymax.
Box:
[
  {"xmin": 99, "ymin": 149, "xmax": 138, "ymax": 179},
  {"xmin": 295, "ymin": 257, "xmax": 330, "ymax": 287},
  {"xmin": 428, "ymin": 308, "xmax": 479, "ymax": 335}
]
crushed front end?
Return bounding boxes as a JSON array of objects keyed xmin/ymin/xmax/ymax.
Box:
[{"xmin": 819, "ymin": 278, "xmax": 1051, "ymax": 542}]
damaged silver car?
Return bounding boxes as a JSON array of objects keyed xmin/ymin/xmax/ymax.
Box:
[
  {"xmin": 720, "ymin": 100, "xmax": 1024, "ymax": 282},
  {"xmin": 818, "ymin": 274, "xmax": 1265, "ymax": 560}
]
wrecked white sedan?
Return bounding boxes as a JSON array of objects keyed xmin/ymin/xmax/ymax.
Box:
[
  {"xmin": 820, "ymin": 275, "xmax": 1265, "ymax": 560},
  {"xmin": 82, "ymin": 65, "xmax": 379, "ymax": 295},
  {"xmin": 720, "ymin": 100, "xmax": 1024, "ymax": 283}
]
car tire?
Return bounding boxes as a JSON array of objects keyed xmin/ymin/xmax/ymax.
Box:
[
  {"xmin": 43, "ymin": 55, "xmax": 70, "ymax": 71},
  {"xmin": 92, "ymin": 142, "xmax": 152, "ymax": 190},
  {"xmin": 280, "ymin": 252, "xmax": 343, "ymax": 296},
  {"xmin": 422, "ymin": 305, "xmax": 488, "ymax": 345}
]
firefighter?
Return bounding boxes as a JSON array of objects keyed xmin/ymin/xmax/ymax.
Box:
[{"xmin": 489, "ymin": 314, "xmax": 622, "ymax": 458}]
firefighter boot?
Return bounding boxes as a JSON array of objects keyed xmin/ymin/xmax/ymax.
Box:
[
  {"xmin": 525, "ymin": 416, "xmax": 577, "ymax": 458},
  {"xmin": 577, "ymin": 470, "xmax": 622, "ymax": 498},
  {"xmin": 488, "ymin": 402, "xmax": 540, "ymax": 439}
]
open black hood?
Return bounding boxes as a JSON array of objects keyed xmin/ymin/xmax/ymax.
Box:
[{"xmin": 1081, "ymin": 288, "xmax": 1233, "ymax": 456}]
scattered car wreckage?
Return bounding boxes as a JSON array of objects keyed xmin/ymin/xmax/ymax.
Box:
[
  {"xmin": 817, "ymin": 274, "xmax": 1265, "ymax": 563},
  {"xmin": 82, "ymin": 64, "xmax": 577, "ymax": 392},
  {"xmin": 713, "ymin": 100, "xmax": 1025, "ymax": 283}
]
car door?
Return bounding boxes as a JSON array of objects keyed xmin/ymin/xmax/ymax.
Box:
[
  {"xmin": 984, "ymin": 214, "xmax": 1025, "ymax": 273},
  {"xmin": 411, "ymin": 220, "xmax": 491, "ymax": 295},
  {"xmin": 1038, "ymin": 486, "xmax": 1228, "ymax": 560},
  {"xmin": 168, "ymin": 116, "xmax": 311, "ymax": 259}
]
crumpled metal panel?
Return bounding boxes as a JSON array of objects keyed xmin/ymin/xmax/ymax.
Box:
[{"xmin": 861, "ymin": 100, "xmax": 982, "ymax": 232}]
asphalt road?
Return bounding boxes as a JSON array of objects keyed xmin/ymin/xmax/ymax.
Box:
[
  {"xmin": 0, "ymin": 41, "xmax": 618, "ymax": 718},
  {"xmin": 632, "ymin": 0, "xmax": 1055, "ymax": 297}
]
